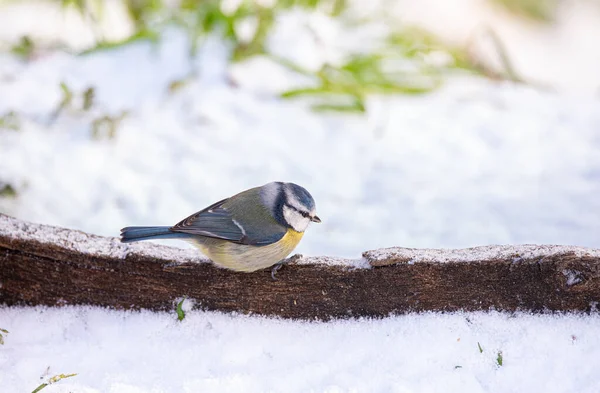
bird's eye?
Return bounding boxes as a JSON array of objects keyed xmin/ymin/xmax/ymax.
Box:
[{"xmin": 285, "ymin": 204, "xmax": 309, "ymax": 218}]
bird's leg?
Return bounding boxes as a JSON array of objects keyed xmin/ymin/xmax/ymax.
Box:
[
  {"xmin": 270, "ymin": 254, "xmax": 303, "ymax": 280},
  {"xmin": 271, "ymin": 261, "xmax": 284, "ymax": 280}
]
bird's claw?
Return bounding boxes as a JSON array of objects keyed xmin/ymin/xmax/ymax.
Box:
[{"xmin": 271, "ymin": 262, "xmax": 284, "ymax": 280}]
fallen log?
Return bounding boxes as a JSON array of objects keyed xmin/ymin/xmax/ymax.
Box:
[{"xmin": 1, "ymin": 214, "xmax": 599, "ymax": 320}]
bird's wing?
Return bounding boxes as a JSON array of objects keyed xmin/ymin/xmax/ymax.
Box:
[{"xmin": 170, "ymin": 196, "xmax": 286, "ymax": 246}]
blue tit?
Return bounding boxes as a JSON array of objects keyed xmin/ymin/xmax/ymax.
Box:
[{"xmin": 120, "ymin": 182, "xmax": 321, "ymax": 273}]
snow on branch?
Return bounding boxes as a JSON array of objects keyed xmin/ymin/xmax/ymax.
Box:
[{"xmin": 1, "ymin": 214, "xmax": 599, "ymax": 319}]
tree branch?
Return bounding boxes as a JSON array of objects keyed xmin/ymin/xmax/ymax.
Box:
[{"xmin": 1, "ymin": 214, "xmax": 599, "ymax": 320}]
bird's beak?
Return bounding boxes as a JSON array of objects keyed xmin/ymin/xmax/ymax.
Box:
[{"xmin": 311, "ymin": 215, "xmax": 321, "ymax": 223}]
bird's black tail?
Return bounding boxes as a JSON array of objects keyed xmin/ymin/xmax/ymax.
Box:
[{"xmin": 120, "ymin": 226, "xmax": 189, "ymax": 243}]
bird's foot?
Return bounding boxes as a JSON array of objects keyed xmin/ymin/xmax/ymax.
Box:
[{"xmin": 271, "ymin": 262, "xmax": 284, "ymax": 280}]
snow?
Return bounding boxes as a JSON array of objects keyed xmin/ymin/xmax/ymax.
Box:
[
  {"xmin": 562, "ymin": 269, "xmax": 584, "ymax": 287},
  {"xmin": 1, "ymin": 32, "xmax": 600, "ymax": 259},
  {"xmin": 364, "ymin": 244, "xmax": 600, "ymax": 266},
  {"xmin": 2, "ymin": 1, "xmax": 600, "ymax": 392},
  {"xmin": 0, "ymin": 307, "xmax": 599, "ymax": 392},
  {"xmin": 0, "ymin": 212, "xmax": 205, "ymax": 265}
]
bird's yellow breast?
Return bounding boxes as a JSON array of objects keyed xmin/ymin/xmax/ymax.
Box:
[
  {"xmin": 278, "ymin": 228, "xmax": 304, "ymax": 250},
  {"xmin": 191, "ymin": 228, "xmax": 304, "ymax": 272}
]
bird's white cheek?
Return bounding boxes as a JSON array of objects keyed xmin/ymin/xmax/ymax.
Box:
[{"xmin": 283, "ymin": 205, "xmax": 310, "ymax": 232}]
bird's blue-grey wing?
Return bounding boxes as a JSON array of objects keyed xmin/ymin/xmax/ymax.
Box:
[{"xmin": 170, "ymin": 194, "xmax": 286, "ymax": 246}]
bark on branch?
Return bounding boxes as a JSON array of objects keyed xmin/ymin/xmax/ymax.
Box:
[{"xmin": 1, "ymin": 214, "xmax": 599, "ymax": 320}]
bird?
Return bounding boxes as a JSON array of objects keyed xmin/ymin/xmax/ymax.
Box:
[{"xmin": 120, "ymin": 182, "xmax": 320, "ymax": 276}]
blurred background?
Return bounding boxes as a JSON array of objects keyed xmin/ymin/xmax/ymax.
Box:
[{"xmin": 0, "ymin": 0, "xmax": 599, "ymax": 258}]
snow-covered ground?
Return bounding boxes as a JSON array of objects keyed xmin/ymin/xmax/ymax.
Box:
[
  {"xmin": 1, "ymin": 307, "xmax": 600, "ymax": 393},
  {"xmin": 1, "ymin": 28, "xmax": 600, "ymax": 258},
  {"xmin": 1, "ymin": 2, "xmax": 600, "ymax": 392}
]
